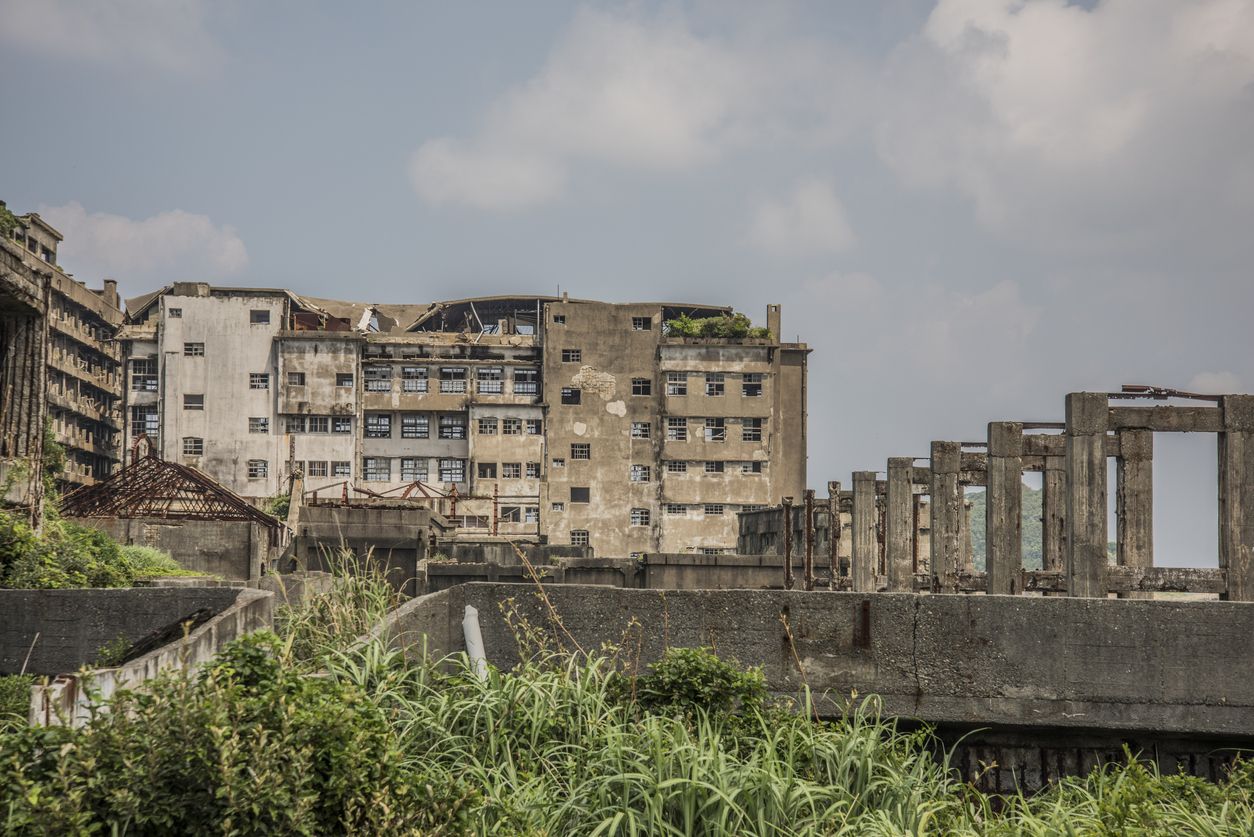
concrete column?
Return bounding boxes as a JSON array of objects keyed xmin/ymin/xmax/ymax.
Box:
[
  {"xmin": 987, "ymin": 422, "xmax": 1024, "ymax": 595},
  {"xmin": 961, "ymin": 499, "xmax": 974, "ymax": 571},
  {"xmin": 930, "ymin": 441, "xmax": 962, "ymax": 593},
  {"xmin": 1042, "ymin": 454, "xmax": 1066, "ymax": 573},
  {"xmin": 852, "ymin": 472, "xmax": 878, "ymax": 592},
  {"xmin": 782, "ymin": 496, "xmax": 794, "ymax": 590},
  {"xmin": 886, "ymin": 458, "xmax": 914, "ymax": 592},
  {"xmin": 1066, "ymin": 393, "xmax": 1109, "ymax": 598},
  {"xmin": 1219, "ymin": 395, "xmax": 1254, "ymax": 601},
  {"xmin": 803, "ymin": 489, "xmax": 816, "ymax": 591},
  {"xmin": 827, "ymin": 480, "xmax": 841, "ymax": 590},
  {"xmin": 1116, "ymin": 429, "xmax": 1153, "ymax": 599}
]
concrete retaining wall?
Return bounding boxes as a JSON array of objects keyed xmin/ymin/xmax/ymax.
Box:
[{"xmin": 78, "ymin": 517, "xmax": 272, "ymax": 581}]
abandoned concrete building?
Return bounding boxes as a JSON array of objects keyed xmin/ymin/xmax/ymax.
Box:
[
  {"xmin": 1, "ymin": 202, "xmax": 124, "ymax": 493},
  {"xmin": 118, "ymin": 286, "xmax": 808, "ymax": 556}
]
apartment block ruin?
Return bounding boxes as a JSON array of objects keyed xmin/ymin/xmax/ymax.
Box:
[{"xmin": 118, "ymin": 287, "xmax": 808, "ymax": 556}]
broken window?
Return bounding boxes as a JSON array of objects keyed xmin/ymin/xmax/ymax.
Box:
[
  {"xmin": 477, "ymin": 462, "xmax": 497, "ymax": 479},
  {"xmin": 332, "ymin": 461, "xmax": 351, "ymax": 477},
  {"xmin": 526, "ymin": 418, "xmax": 542, "ymax": 435},
  {"xmin": 183, "ymin": 394, "xmax": 204, "ymax": 411},
  {"xmin": 570, "ymin": 529, "xmax": 589, "ymax": 546},
  {"xmin": 478, "ymin": 418, "xmax": 498, "ymax": 435},
  {"xmin": 308, "ymin": 416, "xmax": 329, "ymax": 433},
  {"xmin": 666, "ymin": 417, "xmax": 688, "ymax": 441},
  {"xmin": 183, "ymin": 342, "xmax": 205, "ymax": 357},
  {"xmin": 704, "ymin": 504, "xmax": 725, "ymax": 516},
  {"xmin": 248, "ymin": 417, "xmax": 269, "ymax": 434},
  {"xmin": 631, "ymin": 316, "xmax": 651, "ymax": 331},
  {"xmin": 286, "ymin": 416, "xmax": 306, "ymax": 434},
  {"xmin": 571, "ymin": 443, "xmax": 590, "ymax": 460},
  {"xmin": 130, "ymin": 359, "xmax": 157, "ymax": 392},
  {"xmin": 631, "ymin": 378, "xmax": 652, "ymax": 396},
  {"xmin": 525, "ymin": 506, "xmax": 539, "ymax": 523},
  {"xmin": 131, "ymin": 406, "xmax": 158, "ymax": 439},
  {"xmin": 287, "ymin": 371, "xmax": 306, "ymax": 386},
  {"xmin": 402, "ymin": 366, "xmax": 428, "ymax": 392},
  {"xmin": 704, "ymin": 461, "xmax": 725, "ymax": 474},
  {"xmin": 553, "ymin": 314, "xmax": 566, "ymax": 324},
  {"xmin": 502, "ymin": 463, "xmax": 521, "ymax": 479},
  {"xmin": 247, "ymin": 460, "xmax": 268, "ymax": 478},
  {"xmin": 182, "ymin": 437, "xmax": 204, "ymax": 455},
  {"xmin": 332, "ymin": 417, "xmax": 352, "ymax": 433},
  {"xmin": 742, "ymin": 418, "xmax": 763, "ymax": 442},
  {"xmin": 664, "ymin": 503, "xmax": 686, "ymax": 515},
  {"xmin": 364, "ymin": 365, "xmax": 392, "ymax": 392},
  {"xmin": 571, "ymin": 486, "xmax": 590, "ymax": 503},
  {"xmin": 439, "ymin": 367, "xmax": 467, "ymax": 393},
  {"xmin": 629, "ymin": 464, "xmax": 651, "ymax": 482},
  {"xmin": 552, "ymin": 458, "xmax": 565, "ymax": 468},
  {"xmin": 741, "ymin": 461, "xmax": 764, "ymax": 474},
  {"xmin": 250, "ymin": 309, "xmax": 271, "ymax": 325},
  {"xmin": 308, "ymin": 461, "xmax": 328, "ymax": 477},
  {"xmin": 560, "ymin": 387, "xmax": 581, "ymax": 405},
  {"xmin": 439, "ymin": 414, "xmax": 466, "ymax": 439},
  {"xmin": 500, "ymin": 506, "xmax": 522, "ymax": 523},
  {"xmin": 400, "ymin": 458, "xmax": 427, "ymax": 481},
  {"xmin": 336, "ymin": 373, "xmax": 354, "ymax": 388},
  {"xmin": 513, "ymin": 368, "xmax": 539, "ymax": 395},
  {"xmin": 402, "ymin": 413, "xmax": 429, "ymax": 439},
  {"xmin": 701, "ymin": 548, "xmax": 726, "ymax": 555},
  {"xmin": 250, "ymin": 373, "xmax": 269, "ymax": 390},
  {"xmin": 630, "ymin": 422, "xmax": 651, "ymax": 439},
  {"xmin": 363, "ymin": 457, "xmax": 391, "ymax": 481},
  {"xmin": 365, "ymin": 413, "xmax": 392, "ymax": 438},
  {"xmin": 168, "ymin": 307, "xmax": 182, "ymax": 318},
  {"xmin": 630, "ymin": 508, "xmax": 650, "ymax": 526},
  {"xmin": 704, "ymin": 418, "xmax": 726, "ymax": 442},
  {"xmin": 665, "ymin": 460, "xmax": 687, "ymax": 474},
  {"xmin": 551, "ymin": 501, "xmax": 565, "ymax": 511},
  {"xmin": 477, "ymin": 367, "xmax": 504, "ymax": 394},
  {"xmin": 439, "ymin": 458, "xmax": 465, "ymax": 482},
  {"xmin": 742, "ymin": 373, "xmax": 763, "ymax": 397},
  {"xmin": 502, "ymin": 418, "xmax": 522, "ymax": 435},
  {"xmin": 526, "ymin": 462, "xmax": 541, "ymax": 478},
  {"xmin": 666, "ymin": 372, "xmax": 687, "ymax": 396},
  {"xmin": 705, "ymin": 373, "xmax": 725, "ymax": 396},
  {"xmin": 561, "ymin": 348, "xmax": 581, "ymax": 363},
  {"xmin": 460, "ymin": 515, "xmax": 490, "ymax": 529}
]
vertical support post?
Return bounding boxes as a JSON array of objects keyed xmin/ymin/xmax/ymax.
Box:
[
  {"xmin": 987, "ymin": 422, "xmax": 1024, "ymax": 595},
  {"xmin": 492, "ymin": 482, "xmax": 499, "ymax": 536},
  {"xmin": 1042, "ymin": 452, "xmax": 1066, "ymax": 573},
  {"xmin": 803, "ymin": 489, "xmax": 815, "ymax": 591},
  {"xmin": 782, "ymin": 496, "xmax": 794, "ymax": 590},
  {"xmin": 1066, "ymin": 393, "xmax": 1109, "ymax": 597},
  {"xmin": 1116, "ymin": 429, "xmax": 1154, "ymax": 599},
  {"xmin": 827, "ymin": 480, "xmax": 841, "ymax": 589},
  {"xmin": 930, "ymin": 441, "xmax": 962, "ymax": 592},
  {"xmin": 852, "ymin": 472, "xmax": 877, "ymax": 592},
  {"xmin": 961, "ymin": 498, "xmax": 974, "ymax": 571},
  {"xmin": 1219, "ymin": 395, "xmax": 1254, "ymax": 601},
  {"xmin": 886, "ymin": 458, "xmax": 914, "ymax": 591}
]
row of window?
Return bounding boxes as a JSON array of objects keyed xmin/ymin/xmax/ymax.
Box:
[
  {"xmin": 476, "ymin": 417, "xmax": 544, "ymax": 436},
  {"xmin": 476, "ymin": 462, "xmax": 542, "ymax": 479},
  {"xmin": 666, "ymin": 372, "xmax": 763, "ymax": 397},
  {"xmin": 362, "ymin": 365, "xmax": 539, "ymax": 395},
  {"xmin": 459, "ymin": 506, "xmax": 541, "ymax": 526},
  {"xmin": 288, "ymin": 460, "xmax": 353, "ymax": 478},
  {"xmin": 360, "ymin": 457, "xmax": 467, "ymax": 482}
]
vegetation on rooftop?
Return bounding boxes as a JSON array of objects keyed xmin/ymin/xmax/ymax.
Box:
[{"xmin": 665, "ymin": 312, "xmax": 772, "ymax": 339}]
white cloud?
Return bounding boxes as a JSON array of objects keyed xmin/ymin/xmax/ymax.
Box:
[
  {"xmin": 0, "ymin": 0, "xmax": 222, "ymax": 73},
  {"xmin": 409, "ymin": 141, "xmax": 565, "ymax": 212},
  {"xmin": 39, "ymin": 202, "xmax": 248, "ymax": 284},
  {"xmin": 1188, "ymin": 371, "xmax": 1243, "ymax": 394},
  {"xmin": 750, "ymin": 179, "xmax": 856, "ymax": 256}
]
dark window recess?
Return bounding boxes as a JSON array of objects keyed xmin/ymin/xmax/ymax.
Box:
[
  {"xmin": 560, "ymin": 387, "xmax": 581, "ymax": 405},
  {"xmin": 250, "ymin": 309, "xmax": 271, "ymax": 324},
  {"xmin": 570, "ymin": 486, "xmax": 590, "ymax": 503}
]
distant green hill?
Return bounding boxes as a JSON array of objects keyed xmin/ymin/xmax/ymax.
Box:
[{"xmin": 966, "ymin": 486, "xmax": 1115, "ymax": 570}]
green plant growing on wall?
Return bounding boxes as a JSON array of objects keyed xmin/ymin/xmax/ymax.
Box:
[
  {"xmin": 264, "ymin": 492, "xmax": 291, "ymax": 519},
  {"xmin": 94, "ymin": 635, "xmax": 132, "ymax": 668},
  {"xmin": 666, "ymin": 313, "xmax": 772, "ymax": 339},
  {"xmin": 0, "ymin": 205, "xmax": 20, "ymax": 239}
]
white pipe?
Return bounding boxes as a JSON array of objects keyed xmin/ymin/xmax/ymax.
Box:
[{"xmin": 462, "ymin": 605, "xmax": 488, "ymax": 681}]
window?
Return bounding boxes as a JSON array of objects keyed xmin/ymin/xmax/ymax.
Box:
[
  {"xmin": 400, "ymin": 458, "xmax": 427, "ymax": 481},
  {"xmin": 560, "ymin": 387, "xmax": 581, "ymax": 405},
  {"xmin": 402, "ymin": 366, "xmax": 428, "ymax": 392},
  {"xmin": 742, "ymin": 504, "xmax": 766, "ymax": 512},
  {"xmin": 477, "ymin": 367, "xmax": 504, "ymax": 394},
  {"xmin": 704, "ymin": 504, "xmax": 725, "ymax": 516},
  {"xmin": 439, "ymin": 414, "xmax": 466, "ymax": 439},
  {"xmin": 666, "ymin": 417, "xmax": 688, "ymax": 441},
  {"xmin": 629, "ymin": 464, "xmax": 650, "ymax": 482},
  {"xmin": 460, "ymin": 515, "xmax": 489, "ymax": 529},
  {"xmin": 183, "ymin": 342, "xmax": 205, "ymax": 357},
  {"xmin": 630, "ymin": 508, "xmax": 650, "ymax": 526},
  {"xmin": 168, "ymin": 307, "xmax": 182, "ymax": 318},
  {"xmin": 332, "ymin": 417, "xmax": 352, "ymax": 434},
  {"xmin": 250, "ymin": 309, "xmax": 270, "ymax": 325},
  {"xmin": 570, "ymin": 529, "xmax": 589, "ymax": 546},
  {"xmin": 502, "ymin": 463, "xmax": 521, "ymax": 479},
  {"xmin": 477, "ymin": 462, "xmax": 498, "ymax": 479},
  {"xmin": 561, "ymin": 348, "xmax": 582, "ymax": 363},
  {"xmin": 247, "ymin": 460, "xmax": 268, "ymax": 479},
  {"xmin": 249, "ymin": 417, "xmax": 269, "ymax": 434},
  {"xmin": 631, "ymin": 316, "xmax": 651, "ymax": 331},
  {"xmin": 525, "ymin": 506, "xmax": 540, "ymax": 524},
  {"xmin": 513, "ymin": 368, "xmax": 539, "ymax": 395},
  {"xmin": 742, "ymin": 418, "xmax": 763, "ymax": 442},
  {"xmin": 631, "ymin": 378, "xmax": 652, "ymax": 396},
  {"xmin": 665, "ymin": 460, "xmax": 688, "ymax": 474},
  {"xmin": 630, "ymin": 422, "xmax": 651, "ymax": 439},
  {"xmin": 502, "ymin": 418, "xmax": 522, "ymax": 435},
  {"xmin": 741, "ymin": 461, "xmax": 764, "ymax": 474},
  {"xmin": 308, "ymin": 416, "xmax": 329, "ymax": 433},
  {"xmin": 402, "ymin": 413, "xmax": 429, "ymax": 439},
  {"xmin": 704, "ymin": 418, "xmax": 726, "ymax": 442},
  {"xmin": 571, "ymin": 443, "xmax": 590, "ymax": 460},
  {"xmin": 553, "ymin": 314, "xmax": 566, "ymax": 324},
  {"xmin": 439, "ymin": 458, "xmax": 466, "ymax": 482},
  {"xmin": 285, "ymin": 416, "xmax": 306, "ymax": 434},
  {"xmin": 500, "ymin": 506, "xmax": 522, "ymax": 523},
  {"xmin": 183, "ymin": 394, "xmax": 204, "ymax": 411},
  {"xmin": 182, "ymin": 437, "xmax": 204, "ymax": 455},
  {"xmin": 439, "ymin": 367, "xmax": 467, "ymax": 393},
  {"xmin": 365, "ymin": 413, "xmax": 392, "ymax": 438},
  {"xmin": 336, "ymin": 373, "xmax": 354, "ymax": 388},
  {"xmin": 130, "ymin": 359, "xmax": 157, "ymax": 392},
  {"xmin": 742, "ymin": 373, "xmax": 763, "ymax": 397},
  {"xmin": 666, "ymin": 372, "xmax": 687, "ymax": 396},
  {"xmin": 365, "ymin": 366, "xmax": 392, "ymax": 392},
  {"xmin": 705, "ymin": 461, "xmax": 725, "ymax": 474},
  {"xmin": 332, "ymin": 461, "xmax": 351, "ymax": 477},
  {"xmin": 552, "ymin": 502, "xmax": 566, "ymax": 512},
  {"xmin": 478, "ymin": 418, "xmax": 498, "ymax": 435},
  {"xmin": 308, "ymin": 461, "xmax": 328, "ymax": 477},
  {"xmin": 571, "ymin": 487, "xmax": 590, "ymax": 503},
  {"xmin": 551, "ymin": 458, "xmax": 565, "ymax": 468},
  {"xmin": 363, "ymin": 457, "xmax": 391, "ymax": 481},
  {"xmin": 287, "ymin": 372, "xmax": 306, "ymax": 386},
  {"xmin": 701, "ymin": 548, "xmax": 727, "ymax": 555},
  {"xmin": 250, "ymin": 373, "xmax": 269, "ymax": 390},
  {"xmin": 705, "ymin": 373, "xmax": 725, "ymax": 396},
  {"xmin": 526, "ymin": 462, "xmax": 541, "ymax": 478},
  {"xmin": 132, "ymin": 406, "xmax": 159, "ymax": 439},
  {"xmin": 664, "ymin": 503, "xmax": 686, "ymax": 516},
  {"xmin": 526, "ymin": 418, "xmax": 542, "ymax": 435}
]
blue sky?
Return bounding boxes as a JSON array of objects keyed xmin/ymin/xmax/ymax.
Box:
[{"xmin": 3, "ymin": 0, "xmax": 1252, "ymax": 565}]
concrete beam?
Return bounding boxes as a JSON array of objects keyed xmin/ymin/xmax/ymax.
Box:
[
  {"xmin": 930, "ymin": 441, "xmax": 963, "ymax": 593},
  {"xmin": 886, "ymin": 458, "xmax": 914, "ymax": 592},
  {"xmin": 987, "ymin": 422, "xmax": 1023, "ymax": 595},
  {"xmin": 1066, "ymin": 393, "xmax": 1110, "ymax": 597},
  {"xmin": 1108, "ymin": 406, "xmax": 1222, "ymax": 433},
  {"xmin": 1116, "ymin": 429, "xmax": 1153, "ymax": 599},
  {"xmin": 851, "ymin": 472, "xmax": 878, "ymax": 593},
  {"xmin": 1220, "ymin": 395, "xmax": 1254, "ymax": 601}
]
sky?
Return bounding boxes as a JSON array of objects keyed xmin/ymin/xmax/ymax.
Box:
[{"xmin": 2, "ymin": 0, "xmax": 1252, "ymax": 566}]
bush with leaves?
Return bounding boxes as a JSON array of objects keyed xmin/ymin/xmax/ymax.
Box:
[{"xmin": 666, "ymin": 312, "xmax": 773, "ymax": 339}]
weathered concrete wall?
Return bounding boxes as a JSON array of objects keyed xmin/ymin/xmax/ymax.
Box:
[
  {"xmin": 295, "ymin": 504, "xmax": 439, "ymax": 595},
  {"xmin": 381, "ymin": 584, "xmax": 1254, "ymax": 739},
  {"xmin": 1, "ymin": 586, "xmax": 246, "ymax": 676},
  {"xmin": 78, "ymin": 517, "xmax": 269, "ymax": 580},
  {"xmin": 435, "ymin": 540, "xmax": 590, "ymax": 566}
]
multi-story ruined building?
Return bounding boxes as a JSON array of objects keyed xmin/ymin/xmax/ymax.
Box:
[
  {"xmin": 1, "ymin": 203, "xmax": 124, "ymax": 490},
  {"xmin": 119, "ymin": 285, "xmax": 808, "ymax": 556}
]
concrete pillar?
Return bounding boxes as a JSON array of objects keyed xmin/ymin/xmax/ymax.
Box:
[
  {"xmin": 930, "ymin": 441, "xmax": 962, "ymax": 593},
  {"xmin": 987, "ymin": 422, "xmax": 1024, "ymax": 595},
  {"xmin": 1066, "ymin": 393, "xmax": 1109, "ymax": 598},
  {"xmin": 961, "ymin": 499, "xmax": 974, "ymax": 572},
  {"xmin": 803, "ymin": 488, "xmax": 816, "ymax": 591},
  {"xmin": 827, "ymin": 480, "xmax": 841, "ymax": 590},
  {"xmin": 852, "ymin": 472, "xmax": 878, "ymax": 592},
  {"xmin": 1116, "ymin": 429, "xmax": 1153, "ymax": 599},
  {"xmin": 1042, "ymin": 454, "xmax": 1066, "ymax": 573},
  {"xmin": 782, "ymin": 496, "xmax": 794, "ymax": 591},
  {"xmin": 1219, "ymin": 395, "xmax": 1254, "ymax": 601},
  {"xmin": 886, "ymin": 458, "xmax": 914, "ymax": 592}
]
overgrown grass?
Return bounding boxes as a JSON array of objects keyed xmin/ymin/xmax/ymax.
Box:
[
  {"xmin": 2, "ymin": 558, "xmax": 1251, "ymax": 834},
  {"xmin": 0, "ymin": 676, "xmax": 33, "ymax": 735}
]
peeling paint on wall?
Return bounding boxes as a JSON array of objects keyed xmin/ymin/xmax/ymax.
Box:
[
  {"xmin": 605, "ymin": 400, "xmax": 626, "ymax": 417},
  {"xmin": 572, "ymin": 365, "xmax": 616, "ymax": 400}
]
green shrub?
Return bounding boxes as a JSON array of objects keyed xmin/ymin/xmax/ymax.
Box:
[
  {"xmin": 632, "ymin": 646, "xmax": 767, "ymax": 716},
  {"xmin": 0, "ymin": 675, "xmax": 32, "ymax": 734},
  {"xmin": 666, "ymin": 312, "xmax": 772, "ymax": 339}
]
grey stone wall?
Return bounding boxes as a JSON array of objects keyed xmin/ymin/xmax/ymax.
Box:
[{"xmin": 79, "ymin": 517, "xmax": 270, "ymax": 581}]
